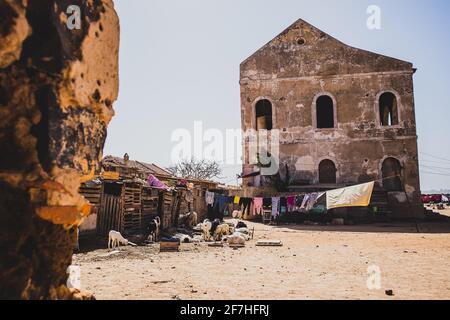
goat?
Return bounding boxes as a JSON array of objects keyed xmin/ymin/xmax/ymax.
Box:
[
  {"xmin": 235, "ymin": 227, "xmax": 250, "ymax": 234},
  {"xmin": 191, "ymin": 235, "xmax": 204, "ymax": 243},
  {"xmin": 210, "ymin": 219, "xmax": 221, "ymax": 236},
  {"xmin": 185, "ymin": 211, "xmax": 198, "ymax": 229},
  {"xmin": 108, "ymin": 230, "xmax": 136, "ymax": 249},
  {"xmin": 178, "ymin": 211, "xmax": 198, "ymax": 229},
  {"xmin": 235, "ymin": 220, "xmax": 247, "ymax": 229},
  {"xmin": 213, "ymin": 223, "xmax": 231, "ymax": 241},
  {"xmin": 147, "ymin": 216, "xmax": 161, "ymax": 242},
  {"xmin": 226, "ymin": 232, "xmax": 247, "ymax": 246},
  {"xmin": 200, "ymin": 220, "xmax": 212, "ymax": 241}
]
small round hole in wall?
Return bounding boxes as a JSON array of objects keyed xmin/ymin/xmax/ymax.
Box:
[{"xmin": 297, "ymin": 38, "xmax": 306, "ymax": 46}]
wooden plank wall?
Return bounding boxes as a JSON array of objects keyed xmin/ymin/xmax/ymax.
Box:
[
  {"xmin": 122, "ymin": 182, "xmax": 142, "ymax": 236},
  {"xmin": 141, "ymin": 187, "xmax": 160, "ymax": 229},
  {"xmin": 98, "ymin": 193, "xmax": 122, "ymax": 235}
]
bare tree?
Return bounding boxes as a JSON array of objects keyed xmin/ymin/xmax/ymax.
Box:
[{"xmin": 168, "ymin": 158, "xmax": 222, "ymax": 181}]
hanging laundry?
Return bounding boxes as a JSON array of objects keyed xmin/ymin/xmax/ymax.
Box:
[
  {"xmin": 233, "ymin": 196, "xmax": 241, "ymax": 204},
  {"xmin": 214, "ymin": 194, "xmax": 226, "ymax": 212},
  {"xmin": 225, "ymin": 196, "xmax": 234, "ymax": 205},
  {"xmin": 205, "ymin": 191, "xmax": 215, "ymax": 205},
  {"xmin": 271, "ymin": 197, "xmax": 280, "ymax": 217},
  {"xmin": 253, "ymin": 197, "xmax": 263, "ymax": 215},
  {"xmin": 239, "ymin": 198, "xmax": 253, "ymax": 216},
  {"xmin": 287, "ymin": 196, "xmax": 296, "ymax": 212},
  {"xmin": 295, "ymin": 195, "xmax": 304, "ymax": 210},
  {"xmin": 306, "ymin": 193, "xmax": 319, "ymax": 211},
  {"xmin": 301, "ymin": 194, "xmax": 310, "ymax": 209},
  {"xmin": 280, "ymin": 197, "xmax": 287, "ymax": 214},
  {"xmin": 326, "ymin": 181, "xmax": 375, "ymax": 210}
]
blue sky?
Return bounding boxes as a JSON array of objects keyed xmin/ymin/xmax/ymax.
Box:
[{"xmin": 105, "ymin": 0, "xmax": 450, "ymax": 191}]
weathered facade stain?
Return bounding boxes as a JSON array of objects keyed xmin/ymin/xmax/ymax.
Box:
[{"xmin": 240, "ymin": 19, "xmax": 423, "ymax": 218}]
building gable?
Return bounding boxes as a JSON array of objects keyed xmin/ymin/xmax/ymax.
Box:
[{"xmin": 240, "ymin": 19, "xmax": 413, "ymax": 81}]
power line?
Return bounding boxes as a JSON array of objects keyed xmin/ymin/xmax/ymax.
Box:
[
  {"xmin": 421, "ymin": 164, "xmax": 450, "ymax": 171},
  {"xmin": 420, "ymin": 159, "xmax": 450, "ymax": 165},
  {"xmin": 420, "ymin": 152, "xmax": 450, "ymax": 163},
  {"xmin": 421, "ymin": 171, "xmax": 450, "ymax": 177}
]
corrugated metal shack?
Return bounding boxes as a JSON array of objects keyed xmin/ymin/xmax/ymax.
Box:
[{"xmin": 78, "ymin": 154, "xmax": 220, "ymax": 238}]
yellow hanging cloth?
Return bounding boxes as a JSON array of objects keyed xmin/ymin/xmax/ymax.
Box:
[
  {"xmin": 326, "ymin": 182, "xmax": 375, "ymax": 210},
  {"xmin": 233, "ymin": 196, "xmax": 241, "ymax": 204}
]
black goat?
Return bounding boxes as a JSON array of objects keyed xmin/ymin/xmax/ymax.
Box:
[{"xmin": 146, "ymin": 216, "xmax": 161, "ymax": 242}]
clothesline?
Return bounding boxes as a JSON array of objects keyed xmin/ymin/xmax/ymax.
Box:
[
  {"xmin": 204, "ymin": 175, "xmax": 398, "ymax": 216},
  {"xmin": 212, "ymin": 174, "xmax": 401, "ymax": 199}
]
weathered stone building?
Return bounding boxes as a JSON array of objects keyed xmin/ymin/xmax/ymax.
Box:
[{"xmin": 240, "ymin": 19, "xmax": 423, "ymax": 218}]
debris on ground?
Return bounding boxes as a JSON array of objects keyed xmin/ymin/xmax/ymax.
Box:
[
  {"xmin": 385, "ymin": 289, "xmax": 394, "ymax": 296},
  {"xmin": 208, "ymin": 242, "xmax": 224, "ymax": 247},
  {"xmin": 160, "ymin": 238, "xmax": 181, "ymax": 252},
  {"xmin": 99, "ymin": 250, "xmax": 121, "ymax": 258},
  {"xmin": 256, "ymin": 240, "xmax": 283, "ymax": 247}
]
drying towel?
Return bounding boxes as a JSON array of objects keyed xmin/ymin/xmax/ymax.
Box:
[
  {"xmin": 287, "ymin": 196, "xmax": 296, "ymax": 207},
  {"xmin": 306, "ymin": 193, "xmax": 319, "ymax": 211},
  {"xmin": 272, "ymin": 197, "xmax": 280, "ymax": 217},
  {"xmin": 301, "ymin": 194, "xmax": 310, "ymax": 209},
  {"xmin": 287, "ymin": 196, "xmax": 295, "ymax": 212},
  {"xmin": 295, "ymin": 195, "xmax": 304, "ymax": 207},
  {"xmin": 326, "ymin": 181, "xmax": 375, "ymax": 210},
  {"xmin": 253, "ymin": 197, "xmax": 263, "ymax": 215}
]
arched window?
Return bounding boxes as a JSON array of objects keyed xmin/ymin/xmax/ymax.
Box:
[
  {"xmin": 255, "ymin": 99, "xmax": 273, "ymax": 130},
  {"xmin": 316, "ymin": 95, "xmax": 334, "ymax": 129},
  {"xmin": 379, "ymin": 92, "xmax": 399, "ymax": 126},
  {"xmin": 319, "ymin": 159, "xmax": 337, "ymax": 184},
  {"xmin": 382, "ymin": 157, "xmax": 403, "ymax": 191}
]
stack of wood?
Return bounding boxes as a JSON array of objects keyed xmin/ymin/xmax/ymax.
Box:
[
  {"xmin": 160, "ymin": 191, "xmax": 175, "ymax": 230},
  {"xmin": 79, "ymin": 182, "xmax": 102, "ymax": 209},
  {"xmin": 141, "ymin": 187, "xmax": 160, "ymax": 228},
  {"xmin": 122, "ymin": 183, "xmax": 142, "ymax": 235}
]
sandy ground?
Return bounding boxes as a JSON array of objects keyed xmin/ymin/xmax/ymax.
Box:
[{"xmin": 73, "ymin": 218, "xmax": 450, "ymax": 300}]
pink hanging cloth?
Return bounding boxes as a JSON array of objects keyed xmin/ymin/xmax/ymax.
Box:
[
  {"xmin": 253, "ymin": 197, "xmax": 263, "ymax": 215},
  {"xmin": 147, "ymin": 174, "xmax": 170, "ymax": 190}
]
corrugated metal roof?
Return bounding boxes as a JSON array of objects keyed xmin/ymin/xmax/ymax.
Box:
[{"xmin": 102, "ymin": 156, "xmax": 172, "ymax": 177}]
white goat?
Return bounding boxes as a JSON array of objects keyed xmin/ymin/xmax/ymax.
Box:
[
  {"xmin": 201, "ymin": 220, "xmax": 212, "ymax": 241},
  {"xmin": 233, "ymin": 231, "xmax": 251, "ymax": 241},
  {"xmin": 191, "ymin": 235, "xmax": 204, "ymax": 243},
  {"xmin": 108, "ymin": 230, "xmax": 136, "ymax": 249},
  {"xmin": 226, "ymin": 232, "xmax": 246, "ymax": 246}
]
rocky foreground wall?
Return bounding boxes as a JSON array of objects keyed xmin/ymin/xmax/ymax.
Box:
[{"xmin": 0, "ymin": 0, "xmax": 119, "ymax": 299}]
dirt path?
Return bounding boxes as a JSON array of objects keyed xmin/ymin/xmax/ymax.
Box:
[{"xmin": 73, "ymin": 220, "xmax": 450, "ymax": 300}]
